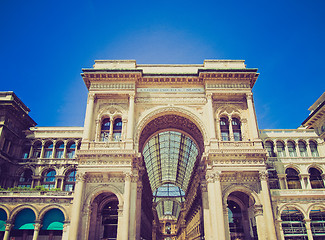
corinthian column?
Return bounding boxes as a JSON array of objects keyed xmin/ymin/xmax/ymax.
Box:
[
  {"xmin": 259, "ymin": 171, "xmax": 277, "ymax": 239},
  {"xmin": 69, "ymin": 172, "xmax": 86, "ymax": 240},
  {"xmin": 127, "ymin": 93, "xmax": 135, "ymax": 140},
  {"xmin": 32, "ymin": 221, "xmax": 42, "ymax": 240},
  {"xmin": 82, "ymin": 93, "xmax": 96, "ymax": 142}
]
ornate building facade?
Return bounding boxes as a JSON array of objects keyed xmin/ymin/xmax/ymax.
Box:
[{"xmin": 0, "ymin": 60, "xmax": 324, "ymax": 240}]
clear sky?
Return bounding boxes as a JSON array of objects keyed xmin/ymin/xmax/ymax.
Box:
[{"xmin": 1, "ymin": 0, "xmax": 324, "ymax": 129}]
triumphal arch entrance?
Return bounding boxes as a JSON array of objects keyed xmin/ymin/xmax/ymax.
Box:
[{"xmin": 68, "ymin": 60, "xmax": 278, "ymax": 240}]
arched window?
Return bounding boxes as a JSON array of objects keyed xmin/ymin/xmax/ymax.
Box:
[
  {"xmin": 310, "ymin": 207, "xmax": 325, "ymax": 239},
  {"xmin": 44, "ymin": 142, "xmax": 53, "ymax": 158},
  {"xmin": 276, "ymin": 141, "xmax": 286, "ymax": 157},
  {"xmin": 232, "ymin": 118, "xmax": 242, "ymax": 141},
  {"xmin": 265, "ymin": 141, "xmax": 275, "ymax": 157},
  {"xmin": 287, "ymin": 141, "xmax": 297, "ymax": 157},
  {"xmin": 101, "ymin": 118, "xmax": 110, "ymax": 142},
  {"xmin": 42, "ymin": 170, "xmax": 56, "ymax": 190},
  {"xmin": 286, "ymin": 168, "xmax": 301, "ymax": 189},
  {"xmin": 11, "ymin": 208, "xmax": 35, "ymax": 239},
  {"xmin": 67, "ymin": 142, "xmax": 76, "ymax": 159},
  {"xmin": 40, "ymin": 209, "xmax": 64, "ymax": 238},
  {"xmin": 310, "ymin": 141, "xmax": 319, "ymax": 157},
  {"xmin": 102, "ymin": 200, "xmax": 118, "ymax": 239},
  {"xmin": 298, "ymin": 141, "xmax": 308, "ymax": 157},
  {"xmin": 281, "ymin": 207, "xmax": 307, "ymax": 239},
  {"xmin": 113, "ymin": 118, "xmax": 122, "ymax": 141},
  {"xmin": 64, "ymin": 170, "xmax": 76, "ymax": 191},
  {"xmin": 55, "ymin": 141, "xmax": 64, "ymax": 158},
  {"xmin": 220, "ymin": 117, "xmax": 230, "ymax": 141},
  {"xmin": 18, "ymin": 169, "xmax": 33, "ymax": 188},
  {"xmin": 309, "ymin": 168, "xmax": 324, "ymax": 189},
  {"xmin": 32, "ymin": 141, "xmax": 42, "ymax": 158}
]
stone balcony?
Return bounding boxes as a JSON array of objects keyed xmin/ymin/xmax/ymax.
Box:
[{"xmin": 271, "ymin": 189, "xmax": 325, "ymax": 198}]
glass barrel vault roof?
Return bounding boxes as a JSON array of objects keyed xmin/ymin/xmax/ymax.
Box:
[{"xmin": 143, "ymin": 131, "xmax": 199, "ymax": 218}]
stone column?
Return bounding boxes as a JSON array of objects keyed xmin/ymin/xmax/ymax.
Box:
[
  {"xmin": 109, "ymin": 118, "xmax": 114, "ymax": 141},
  {"xmin": 40, "ymin": 141, "xmax": 45, "ymax": 158},
  {"xmin": 216, "ymin": 118, "xmax": 221, "ymax": 141},
  {"xmin": 299, "ymin": 174, "xmax": 311, "ymax": 189},
  {"xmin": 62, "ymin": 140, "xmax": 68, "ymax": 158},
  {"xmin": 259, "ymin": 171, "xmax": 277, "ymax": 239},
  {"xmin": 276, "ymin": 219, "xmax": 285, "ymax": 240},
  {"xmin": 278, "ymin": 174, "xmax": 287, "ymax": 189},
  {"xmin": 201, "ymin": 181, "xmax": 211, "ymax": 240},
  {"xmin": 228, "ymin": 115, "xmax": 234, "ymax": 141},
  {"xmin": 207, "ymin": 174, "xmax": 218, "ymax": 240},
  {"xmin": 69, "ymin": 172, "xmax": 86, "ymax": 240},
  {"xmin": 206, "ymin": 93, "xmax": 216, "ymax": 139},
  {"xmin": 52, "ymin": 140, "xmax": 56, "ymax": 158},
  {"xmin": 246, "ymin": 93, "xmax": 259, "ymax": 139},
  {"xmin": 214, "ymin": 173, "xmax": 226, "ymax": 240},
  {"xmin": 254, "ymin": 205, "xmax": 266, "ymax": 240},
  {"xmin": 3, "ymin": 222, "xmax": 12, "ymax": 240},
  {"xmin": 32, "ymin": 221, "xmax": 42, "ymax": 240},
  {"xmin": 305, "ymin": 219, "xmax": 314, "ymax": 240},
  {"xmin": 117, "ymin": 204, "xmax": 124, "ymax": 240},
  {"xmin": 127, "ymin": 93, "xmax": 135, "ymax": 140},
  {"xmin": 123, "ymin": 173, "xmax": 132, "ymax": 240},
  {"xmin": 29, "ymin": 145, "xmax": 34, "ymax": 158},
  {"xmin": 82, "ymin": 93, "xmax": 96, "ymax": 142}
]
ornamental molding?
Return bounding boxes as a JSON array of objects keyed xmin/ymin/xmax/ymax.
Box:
[
  {"xmin": 0, "ymin": 197, "xmax": 72, "ymax": 204},
  {"xmin": 79, "ymin": 158, "xmax": 132, "ymax": 166},
  {"xmin": 135, "ymin": 105, "xmax": 208, "ymax": 151},
  {"xmin": 90, "ymin": 83, "xmax": 135, "ymax": 90},
  {"xmin": 139, "ymin": 77, "xmax": 203, "ymax": 84},
  {"xmin": 206, "ymin": 83, "xmax": 250, "ymax": 89},
  {"xmin": 135, "ymin": 97, "xmax": 207, "ymax": 104}
]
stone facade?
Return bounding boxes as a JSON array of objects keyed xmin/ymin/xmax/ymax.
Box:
[{"xmin": 0, "ymin": 60, "xmax": 324, "ymax": 240}]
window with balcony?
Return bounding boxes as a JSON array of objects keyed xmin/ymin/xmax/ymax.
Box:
[
  {"xmin": 298, "ymin": 141, "xmax": 308, "ymax": 157},
  {"xmin": 67, "ymin": 142, "xmax": 76, "ymax": 159},
  {"xmin": 42, "ymin": 170, "xmax": 56, "ymax": 190},
  {"xmin": 232, "ymin": 118, "xmax": 242, "ymax": 141},
  {"xmin": 64, "ymin": 170, "xmax": 76, "ymax": 191},
  {"xmin": 44, "ymin": 142, "xmax": 53, "ymax": 158},
  {"xmin": 32, "ymin": 141, "xmax": 42, "ymax": 158},
  {"xmin": 113, "ymin": 118, "xmax": 122, "ymax": 141},
  {"xmin": 101, "ymin": 118, "xmax": 110, "ymax": 142},
  {"xmin": 220, "ymin": 117, "xmax": 230, "ymax": 141},
  {"xmin": 18, "ymin": 169, "xmax": 33, "ymax": 188},
  {"xmin": 310, "ymin": 141, "xmax": 319, "ymax": 157},
  {"xmin": 265, "ymin": 141, "xmax": 276, "ymax": 157},
  {"xmin": 286, "ymin": 168, "xmax": 302, "ymax": 189},
  {"xmin": 276, "ymin": 141, "xmax": 286, "ymax": 157},
  {"xmin": 309, "ymin": 168, "xmax": 324, "ymax": 189},
  {"xmin": 55, "ymin": 141, "xmax": 64, "ymax": 158},
  {"xmin": 287, "ymin": 141, "xmax": 297, "ymax": 157}
]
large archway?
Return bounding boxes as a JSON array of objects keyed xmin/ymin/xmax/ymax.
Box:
[{"xmin": 139, "ymin": 114, "xmax": 205, "ymax": 240}]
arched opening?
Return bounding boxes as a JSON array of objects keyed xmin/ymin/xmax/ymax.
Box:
[
  {"xmin": 32, "ymin": 141, "xmax": 42, "ymax": 158},
  {"xmin": 286, "ymin": 168, "xmax": 301, "ymax": 189},
  {"xmin": 309, "ymin": 168, "xmax": 324, "ymax": 189},
  {"xmin": 287, "ymin": 141, "xmax": 297, "ymax": 157},
  {"xmin": 101, "ymin": 118, "xmax": 110, "ymax": 142},
  {"xmin": 220, "ymin": 117, "xmax": 230, "ymax": 141},
  {"xmin": 44, "ymin": 141, "xmax": 53, "ymax": 158},
  {"xmin": 63, "ymin": 169, "xmax": 76, "ymax": 191},
  {"xmin": 139, "ymin": 114, "xmax": 205, "ymax": 240},
  {"xmin": 0, "ymin": 208, "xmax": 7, "ymax": 239},
  {"xmin": 310, "ymin": 141, "xmax": 319, "ymax": 157},
  {"xmin": 281, "ymin": 207, "xmax": 307, "ymax": 239},
  {"xmin": 298, "ymin": 141, "xmax": 308, "ymax": 157},
  {"xmin": 265, "ymin": 141, "xmax": 275, "ymax": 157},
  {"xmin": 232, "ymin": 118, "xmax": 242, "ymax": 141},
  {"xmin": 87, "ymin": 192, "xmax": 119, "ymax": 240},
  {"xmin": 67, "ymin": 142, "xmax": 76, "ymax": 159},
  {"xmin": 39, "ymin": 208, "xmax": 65, "ymax": 239},
  {"xmin": 310, "ymin": 206, "xmax": 325, "ymax": 239},
  {"xmin": 227, "ymin": 191, "xmax": 258, "ymax": 240},
  {"xmin": 112, "ymin": 118, "xmax": 122, "ymax": 141},
  {"xmin": 42, "ymin": 169, "xmax": 56, "ymax": 190},
  {"xmin": 10, "ymin": 208, "xmax": 36, "ymax": 239},
  {"xmin": 276, "ymin": 141, "xmax": 286, "ymax": 157}
]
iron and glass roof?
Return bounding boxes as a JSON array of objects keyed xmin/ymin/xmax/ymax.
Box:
[{"xmin": 143, "ymin": 131, "xmax": 199, "ymax": 219}]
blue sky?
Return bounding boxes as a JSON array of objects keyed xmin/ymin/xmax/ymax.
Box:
[{"xmin": 1, "ymin": 0, "xmax": 324, "ymax": 129}]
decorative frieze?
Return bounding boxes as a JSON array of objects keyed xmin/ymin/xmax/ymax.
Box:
[
  {"xmin": 90, "ymin": 83, "xmax": 135, "ymax": 90},
  {"xmin": 135, "ymin": 97, "xmax": 207, "ymax": 104},
  {"xmin": 206, "ymin": 83, "xmax": 250, "ymax": 89}
]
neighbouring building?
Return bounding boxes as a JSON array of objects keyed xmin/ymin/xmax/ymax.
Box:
[{"xmin": 0, "ymin": 60, "xmax": 324, "ymax": 240}]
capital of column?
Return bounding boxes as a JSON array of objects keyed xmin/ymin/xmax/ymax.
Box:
[
  {"xmin": 206, "ymin": 93, "xmax": 213, "ymax": 99},
  {"xmin": 299, "ymin": 173, "xmax": 310, "ymax": 179},
  {"xmin": 277, "ymin": 173, "xmax": 287, "ymax": 179},
  {"xmin": 246, "ymin": 92, "xmax": 253, "ymax": 100},
  {"xmin": 34, "ymin": 221, "xmax": 42, "ymax": 231},
  {"xmin": 254, "ymin": 205, "xmax": 263, "ymax": 216},
  {"xmin": 129, "ymin": 92, "xmax": 135, "ymax": 99},
  {"xmin": 259, "ymin": 171, "xmax": 268, "ymax": 181},
  {"xmin": 124, "ymin": 172, "xmax": 132, "ymax": 181},
  {"xmin": 88, "ymin": 92, "xmax": 96, "ymax": 100},
  {"xmin": 4, "ymin": 222, "xmax": 13, "ymax": 231},
  {"xmin": 76, "ymin": 172, "xmax": 87, "ymax": 182}
]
